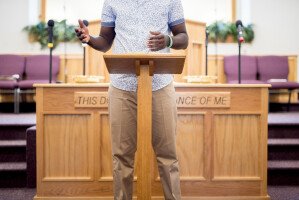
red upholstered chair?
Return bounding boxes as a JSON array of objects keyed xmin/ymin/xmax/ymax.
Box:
[
  {"xmin": 0, "ymin": 54, "xmax": 26, "ymax": 113},
  {"xmin": 18, "ymin": 55, "xmax": 60, "ymax": 90},
  {"xmin": 224, "ymin": 55, "xmax": 264, "ymax": 84},
  {"xmin": 257, "ymin": 56, "xmax": 299, "ymax": 110}
]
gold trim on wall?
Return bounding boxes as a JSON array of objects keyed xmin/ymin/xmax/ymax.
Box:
[
  {"xmin": 39, "ymin": 0, "xmax": 46, "ymax": 22},
  {"xmin": 231, "ymin": 0, "xmax": 237, "ymax": 22}
]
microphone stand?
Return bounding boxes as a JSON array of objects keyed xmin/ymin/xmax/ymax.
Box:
[
  {"xmin": 82, "ymin": 20, "xmax": 89, "ymax": 76},
  {"xmin": 47, "ymin": 20, "xmax": 54, "ymax": 83},
  {"xmin": 236, "ymin": 20, "xmax": 244, "ymax": 84},
  {"xmin": 238, "ymin": 37, "xmax": 242, "ymax": 84},
  {"xmin": 49, "ymin": 46, "xmax": 53, "ymax": 83},
  {"xmin": 205, "ymin": 29, "xmax": 209, "ymax": 76},
  {"xmin": 83, "ymin": 44, "xmax": 87, "ymax": 75}
]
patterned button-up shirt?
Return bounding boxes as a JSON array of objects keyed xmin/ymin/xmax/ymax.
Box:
[{"xmin": 101, "ymin": 0, "xmax": 185, "ymax": 91}]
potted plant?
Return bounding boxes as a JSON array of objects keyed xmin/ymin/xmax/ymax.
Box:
[
  {"xmin": 23, "ymin": 20, "xmax": 78, "ymax": 49},
  {"xmin": 207, "ymin": 21, "xmax": 254, "ymax": 43}
]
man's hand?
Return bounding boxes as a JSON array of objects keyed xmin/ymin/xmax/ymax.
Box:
[
  {"xmin": 147, "ymin": 31, "xmax": 169, "ymax": 51},
  {"xmin": 75, "ymin": 19, "xmax": 90, "ymax": 43}
]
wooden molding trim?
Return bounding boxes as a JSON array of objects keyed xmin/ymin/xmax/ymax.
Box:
[
  {"xmin": 39, "ymin": 0, "xmax": 46, "ymax": 22},
  {"xmin": 231, "ymin": 0, "xmax": 237, "ymax": 22},
  {"xmin": 185, "ymin": 19, "xmax": 206, "ymax": 26}
]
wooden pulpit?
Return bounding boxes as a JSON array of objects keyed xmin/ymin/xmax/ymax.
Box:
[
  {"xmin": 103, "ymin": 53, "xmax": 186, "ymax": 199},
  {"xmin": 33, "ymin": 82, "xmax": 269, "ymax": 200}
]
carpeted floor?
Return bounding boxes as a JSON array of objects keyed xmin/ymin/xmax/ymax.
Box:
[
  {"xmin": 268, "ymin": 112, "xmax": 299, "ymax": 124},
  {"xmin": 0, "ymin": 188, "xmax": 35, "ymax": 200},
  {"xmin": 0, "ymin": 187, "xmax": 298, "ymax": 200},
  {"xmin": 268, "ymin": 186, "xmax": 299, "ymax": 200},
  {"xmin": 0, "ymin": 113, "xmax": 36, "ymax": 125}
]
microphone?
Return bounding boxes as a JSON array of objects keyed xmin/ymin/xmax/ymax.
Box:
[
  {"xmin": 47, "ymin": 19, "xmax": 55, "ymax": 83},
  {"xmin": 82, "ymin": 20, "xmax": 89, "ymax": 47},
  {"xmin": 47, "ymin": 20, "xmax": 54, "ymax": 48},
  {"xmin": 235, "ymin": 20, "xmax": 244, "ymax": 43}
]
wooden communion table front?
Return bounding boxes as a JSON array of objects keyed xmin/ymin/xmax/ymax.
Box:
[{"xmin": 34, "ymin": 83, "xmax": 270, "ymax": 200}]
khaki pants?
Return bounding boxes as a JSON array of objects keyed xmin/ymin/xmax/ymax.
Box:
[{"xmin": 108, "ymin": 82, "xmax": 181, "ymax": 200}]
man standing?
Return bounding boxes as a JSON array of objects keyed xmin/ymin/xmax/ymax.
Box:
[{"xmin": 75, "ymin": 0, "xmax": 188, "ymax": 199}]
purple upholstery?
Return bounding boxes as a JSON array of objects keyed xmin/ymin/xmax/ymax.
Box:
[
  {"xmin": 0, "ymin": 54, "xmax": 25, "ymax": 89},
  {"xmin": 258, "ymin": 56, "xmax": 299, "ymax": 90},
  {"xmin": 18, "ymin": 80, "xmax": 49, "ymax": 89},
  {"xmin": 257, "ymin": 56, "xmax": 289, "ymax": 81},
  {"xmin": 0, "ymin": 54, "xmax": 25, "ymax": 76},
  {"xmin": 18, "ymin": 55, "xmax": 60, "ymax": 89},
  {"xmin": 24, "ymin": 55, "xmax": 60, "ymax": 80},
  {"xmin": 224, "ymin": 56, "xmax": 258, "ymax": 82},
  {"xmin": 0, "ymin": 54, "xmax": 59, "ymax": 113},
  {"xmin": 0, "ymin": 80, "xmax": 18, "ymax": 89},
  {"xmin": 267, "ymin": 81, "xmax": 299, "ymax": 90},
  {"xmin": 228, "ymin": 80, "xmax": 265, "ymax": 84}
]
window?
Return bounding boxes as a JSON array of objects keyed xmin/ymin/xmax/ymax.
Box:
[
  {"xmin": 43, "ymin": 0, "xmax": 236, "ymax": 25},
  {"xmin": 45, "ymin": 0, "xmax": 104, "ymax": 24},
  {"xmin": 181, "ymin": 0, "xmax": 234, "ymax": 24}
]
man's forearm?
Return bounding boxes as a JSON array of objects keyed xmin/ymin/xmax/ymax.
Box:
[
  {"xmin": 87, "ymin": 35, "xmax": 113, "ymax": 52},
  {"xmin": 171, "ymin": 33, "xmax": 189, "ymax": 50}
]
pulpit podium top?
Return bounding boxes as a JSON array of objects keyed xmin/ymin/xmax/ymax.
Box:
[{"xmin": 103, "ymin": 53, "xmax": 186, "ymax": 75}]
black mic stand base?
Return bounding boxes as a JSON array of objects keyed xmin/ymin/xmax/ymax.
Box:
[
  {"xmin": 238, "ymin": 42, "xmax": 242, "ymax": 84},
  {"xmin": 49, "ymin": 47, "xmax": 53, "ymax": 83}
]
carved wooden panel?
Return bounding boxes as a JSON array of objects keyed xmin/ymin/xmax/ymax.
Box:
[
  {"xmin": 98, "ymin": 113, "xmax": 113, "ymax": 180},
  {"xmin": 213, "ymin": 114, "xmax": 260, "ymax": 180},
  {"xmin": 177, "ymin": 114, "xmax": 205, "ymax": 180},
  {"xmin": 43, "ymin": 114, "xmax": 93, "ymax": 181},
  {"xmin": 35, "ymin": 84, "xmax": 269, "ymax": 199}
]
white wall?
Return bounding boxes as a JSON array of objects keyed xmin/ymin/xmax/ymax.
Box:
[
  {"xmin": 209, "ymin": 0, "xmax": 299, "ymax": 55},
  {"xmin": 0, "ymin": 0, "xmax": 82, "ymax": 54},
  {"xmin": 182, "ymin": 0, "xmax": 232, "ymax": 24},
  {"xmin": 45, "ymin": 0, "xmax": 103, "ymax": 24},
  {"xmin": 1, "ymin": 0, "xmax": 298, "ymax": 79},
  {"xmin": 45, "ymin": 0, "xmax": 231, "ymax": 25},
  {"xmin": 0, "ymin": 0, "xmax": 233, "ymax": 55},
  {"xmin": 207, "ymin": 0, "xmax": 299, "ymax": 79},
  {"xmin": 0, "ymin": 0, "xmax": 31, "ymax": 53},
  {"xmin": 250, "ymin": 0, "xmax": 299, "ymax": 55}
]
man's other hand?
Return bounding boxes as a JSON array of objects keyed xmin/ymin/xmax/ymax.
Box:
[
  {"xmin": 147, "ymin": 31, "xmax": 169, "ymax": 51},
  {"xmin": 75, "ymin": 19, "xmax": 90, "ymax": 43}
]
